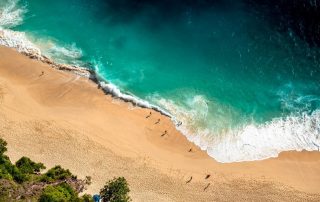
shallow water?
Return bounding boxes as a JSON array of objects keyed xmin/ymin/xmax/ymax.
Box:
[{"xmin": 1, "ymin": 0, "xmax": 320, "ymax": 162}]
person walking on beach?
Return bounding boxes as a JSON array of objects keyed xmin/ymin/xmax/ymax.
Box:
[
  {"xmin": 204, "ymin": 183, "xmax": 211, "ymax": 191},
  {"xmin": 186, "ymin": 176, "xmax": 193, "ymax": 183},
  {"xmin": 155, "ymin": 119, "xmax": 160, "ymax": 124},
  {"xmin": 161, "ymin": 130, "xmax": 167, "ymax": 137},
  {"xmin": 39, "ymin": 71, "xmax": 44, "ymax": 77},
  {"xmin": 146, "ymin": 112, "xmax": 152, "ymax": 118}
]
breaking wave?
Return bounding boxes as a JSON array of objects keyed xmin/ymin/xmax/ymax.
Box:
[
  {"xmin": 155, "ymin": 96, "xmax": 320, "ymax": 163},
  {"xmin": 0, "ymin": 0, "xmax": 84, "ymax": 65},
  {"xmin": 0, "ymin": 0, "xmax": 26, "ymax": 28},
  {"xmin": 0, "ymin": 0, "xmax": 39, "ymax": 55},
  {"xmin": 98, "ymin": 81, "xmax": 172, "ymax": 117}
]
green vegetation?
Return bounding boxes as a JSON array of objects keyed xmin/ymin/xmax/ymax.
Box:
[
  {"xmin": 0, "ymin": 138, "xmax": 91, "ymax": 201},
  {"xmin": 100, "ymin": 177, "xmax": 131, "ymax": 202},
  {"xmin": 0, "ymin": 138, "xmax": 131, "ymax": 201},
  {"xmin": 16, "ymin": 157, "xmax": 46, "ymax": 174},
  {"xmin": 1, "ymin": 140, "xmax": 46, "ymax": 181},
  {"xmin": 39, "ymin": 183, "xmax": 77, "ymax": 202},
  {"xmin": 41, "ymin": 165, "xmax": 74, "ymax": 183},
  {"xmin": 0, "ymin": 139, "xmax": 7, "ymax": 155}
]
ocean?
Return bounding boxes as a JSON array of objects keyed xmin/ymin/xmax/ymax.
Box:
[{"xmin": 1, "ymin": 0, "xmax": 319, "ymax": 162}]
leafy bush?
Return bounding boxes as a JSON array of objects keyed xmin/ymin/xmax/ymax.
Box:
[
  {"xmin": 39, "ymin": 183, "xmax": 78, "ymax": 202},
  {"xmin": 11, "ymin": 166, "xmax": 29, "ymax": 183},
  {"xmin": 0, "ymin": 141, "xmax": 29, "ymax": 183},
  {"xmin": 100, "ymin": 177, "xmax": 131, "ymax": 202},
  {"xmin": 0, "ymin": 160, "xmax": 28, "ymax": 183},
  {"xmin": 0, "ymin": 139, "xmax": 7, "ymax": 156},
  {"xmin": 0, "ymin": 156, "xmax": 14, "ymax": 181},
  {"xmin": 15, "ymin": 157, "xmax": 46, "ymax": 174},
  {"xmin": 80, "ymin": 194, "xmax": 94, "ymax": 202},
  {"xmin": 0, "ymin": 140, "xmax": 15, "ymax": 181},
  {"xmin": 41, "ymin": 166, "xmax": 75, "ymax": 183}
]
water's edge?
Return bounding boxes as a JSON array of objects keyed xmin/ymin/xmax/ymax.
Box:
[{"xmin": 18, "ymin": 45, "xmax": 173, "ymax": 118}]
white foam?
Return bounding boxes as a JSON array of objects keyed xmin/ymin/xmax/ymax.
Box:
[
  {"xmin": 99, "ymin": 81, "xmax": 172, "ymax": 117},
  {"xmin": 155, "ymin": 95, "xmax": 320, "ymax": 163},
  {"xmin": 0, "ymin": 0, "xmax": 40, "ymax": 56},
  {"xmin": 0, "ymin": 0, "xmax": 26, "ymax": 28},
  {"xmin": 0, "ymin": 0, "xmax": 83, "ymax": 64},
  {"xmin": 0, "ymin": 28, "xmax": 41, "ymax": 56},
  {"xmin": 206, "ymin": 111, "xmax": 320, "ymax": 162},
  {"xmin": 45, "ymin": 43, "xmax": 83, "ymax": 64}
]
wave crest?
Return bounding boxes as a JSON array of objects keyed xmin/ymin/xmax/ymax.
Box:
[
  {"xmin": 0, "ymin": 29, "xmax": 41, "ymax": 56},
  {"xmin": 154, "ymin": 95, "xmax": 320, "ymax": 163},
  {"xmin": 208, "ymin": 110, "xmax": 320, "ymax": 162},
  {"xmin": 99, "ymin": 81, "xmax": 172, "ymax": 117},
  {"xmin": 0, "ymin": 0, "xmax": 26, "ymax": 28}
]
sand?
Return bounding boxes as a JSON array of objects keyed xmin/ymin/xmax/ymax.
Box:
[{"xmin": 0, "ymin": 46, "xmax": 319, "ymax": 201}]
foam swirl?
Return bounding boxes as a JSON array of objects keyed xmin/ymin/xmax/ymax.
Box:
[{"xmin": 0, "ymin": 0, "xmax": 25, "ymax": 28}]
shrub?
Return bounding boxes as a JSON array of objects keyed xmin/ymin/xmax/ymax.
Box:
[
  {"xmin": 39, "ymin": 183, "xmax": 78, "ymax": 202},
  {"xmin": 15, "ymin": 157, "xmax": 46, "ymax": 174},
  {"xmin": 0, "ymin": 157, "xmax": 14, "ymax": 181},
  {"xmin": 80, "ymin": 194, "xmax": 94, "ymax": 202},
  {"xmin": 0, "ymin": 139, "xmax": 7, "ymax": 156},
  {"xmin": 0, "ymin": 139, "xmax": 13, "ymax": 181},
  {"xmin": 41, "ymin": 166, "xmax": 75, "ymax": 183},
  {"xmin": 100, "ymin": 177, "xmax": 131, "ymax": 202},
  {"xmin": 11, "ymin": 166, "xmax": 29, "ymax": 183},
  {"xmin": 0, "ymin": 151, "xmax": 29, "ymax": 183}
]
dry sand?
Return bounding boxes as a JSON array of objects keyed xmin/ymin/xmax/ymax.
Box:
[{"xmin": 0, "ymin": 46, "xmax": 319, "ymax": 201}]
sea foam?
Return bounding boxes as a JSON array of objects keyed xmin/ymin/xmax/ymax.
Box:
[
  {"xmin": 156, "ymin": 96, "xmax": 320, "ymax": 163},
  {"xmin": 98, "ymin": 81, "xmax": 172, "ymax": 117},
  {"xmin": 0, "ymin": 0, "xmax": 25, "ymax": 28},
  {"xmin": 0, "ymin": 0, "xmax": 40, "ymax": 56},
  {"xmin": 205, "ymin": 110, "xmax": 320, "ymax": 162},
  {"xmin": 0, "ymin": 29, "xmax": 41, "ymax": 56}
]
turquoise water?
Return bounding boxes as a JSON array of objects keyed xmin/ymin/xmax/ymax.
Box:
[{"xmin": 1, "ymin": 0, "xmax": 320, "ymax": 162}]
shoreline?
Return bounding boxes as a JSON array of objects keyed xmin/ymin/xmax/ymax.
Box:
[
  {"xmin": 0, "ymin": 28, "xmax": 173, "ymax": 118},
  {"xmin": 1, "ymin": 46, "xmax": 320, "ymax": 201}
]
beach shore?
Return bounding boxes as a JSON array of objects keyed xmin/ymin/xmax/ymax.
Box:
[{"xmin": 0, "ymin": 46, "xmax": 319, "ymax": 201}]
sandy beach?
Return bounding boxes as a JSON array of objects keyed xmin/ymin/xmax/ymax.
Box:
[{"xmin": 0, "ymin": 46, "xmax": 320, "ymax": 201}]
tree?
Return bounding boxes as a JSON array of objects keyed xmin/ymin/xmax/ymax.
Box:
[
  {"xmin": 0, "ymin": 139, "xmax": 28, "ymax": 183},
  {"xmin": 100, "ymin": 177, "xmax": 131, "ymax": 202},
  {"xmin": 15, "ymin": 157, "xmax": 46, "ymax": 174},
  {"xmin": 80, "ymin": 194, "xmax": 94, "ymax": 202},
  {"xmin": 0, "ymin": 139, "xmax": 7, "ymax": 156},
  {"xmin": 39, "ymin": 183, "xmax": 78, "ymax": 202},
  {"xmin": 41, "ymin": 165, "xmax": 75, "ymax": 182}
]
